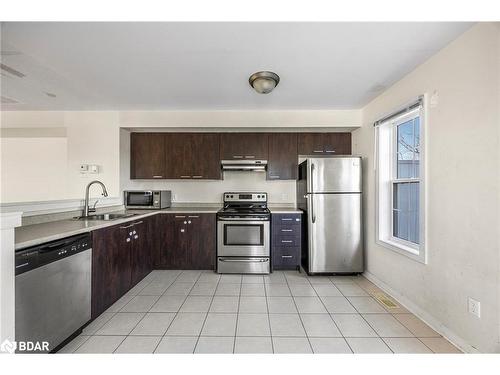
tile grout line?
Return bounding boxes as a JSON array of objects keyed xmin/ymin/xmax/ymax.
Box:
[
  {"xmin": 193, "ymin": 271, "xmax": 222, "ymax": 353},
  {"xmin": 232, "ymin": 275, "xmax": 243, "ymax": 353},
  {"xmin": 114, "ymin": 270, "xmax": 184, "ymax": 353},
  {"xmin": 284, "ymin": 272, "xmax": 314, "ymax": 353},
  {"xmin": 263, "ymin": 274, "xmax": 274, "ymax": 354}
]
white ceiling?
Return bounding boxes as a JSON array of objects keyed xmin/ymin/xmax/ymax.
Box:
[{"xmin": 1, "ymin": 22, "xmax": 472, "ymax": 111}]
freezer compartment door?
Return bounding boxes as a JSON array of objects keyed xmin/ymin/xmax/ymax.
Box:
[
  {"xmin": 307, "ymin": 157, "xmax": 362, "ymax": 193},
  {"xmin": 308, "ymin": 193, "xmax": 363, "ymax": 273}
]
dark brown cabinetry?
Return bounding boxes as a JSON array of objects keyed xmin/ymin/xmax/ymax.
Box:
[
  {"xmin": 165, "ymin": 133, "xmax": 221, "ymax": 180},
  {"xmin": 130, "ymin": 133, "xmax": 166, "ymax": 179},
  {"xmin": 298, "ymin": 133, "xmax": 352, "ymax": 155},
  {"xmin": 267, "ymin": 133, "xmax": 298, "ymax": 180},
  {"xmin": 158, "ymin": 213, "xmax": 216, "ymax": 270},
  {"xmin": 220, "ymin": 133, "xmax": 269, "ymax": 160},
  {"xmin": 271, "ymin": 213, "xmax": 302, "ymax": 271},
  {"xmin": 91, "ymin": 217, "xmax": 154, "ymax": 318}
]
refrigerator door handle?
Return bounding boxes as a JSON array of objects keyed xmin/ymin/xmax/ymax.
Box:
[{"xmin": 311, "ymin": 194, "xmax": 316, "ymax": 223}]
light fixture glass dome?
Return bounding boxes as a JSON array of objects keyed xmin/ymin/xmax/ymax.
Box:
[{"xmin": 249, "ymin": 71, "xmax": 280, "ymax": 94}]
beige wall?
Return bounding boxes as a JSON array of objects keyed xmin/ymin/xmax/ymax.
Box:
[{"xmin": 353, "ymin": 23, "xmax": 500, "ymax": 352}]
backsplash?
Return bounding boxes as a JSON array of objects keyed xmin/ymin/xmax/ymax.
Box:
[{"xmin": 121, "ymin": 171, "xmax": 296, "ymax": 204}]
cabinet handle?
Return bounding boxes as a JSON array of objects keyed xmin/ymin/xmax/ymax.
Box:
[
  {"xmin": 134, "ymin": 235, "xmax": 138, "ymax": 239},
  {"xmin": 126, "ymin": 238, "xmax": 131, "ymax": 242},
  {"xmin": 313, "ymin": 150, "xmax": 323, "ymax": 153},
  {"xmin": 281, "ymin": 240, "xmax": 293, "ymax": 243},
  {"xmin": 188, "ymin": 220, "xmax": 192, "ymax": 224},
  {"xmin": 132, "ymin": 230, "xmax": 136, "ymax": 235},
  {"xmin": 184, "ymin": 221, "xmax": 187, "ymax": 224},
  {"xmin": 281, "ymin": 218, "xmax": 292, "ymax": 221},
  {"xmin": 175, "ymin": 215, "xmax": 186, "ymax": 218},
  {"xmin": 281, "ymin": 255, "xmax": 293, "ymax": 258},
  {"xmin": 269, "ymin": 175, "xmax": 280, "ymax": 179},
  {"xmin": 180, "ymin": 229, "xmax": 185, "ymax": 233},
  {"xmin": 180, "ymin": 175, "xmax": 191, "ymax": 178},
  {"xmin": 325, "ymin": 150, "xmax": 336, "ymax": 153},
  {"xmin": 120, "ymin": 223, "xmax": 135, "ymax": 229},
  {"xmin": 233, "ymin": 155, "xmax": 243, "ymax": 159},
  {"xmin": 245, "ymin": 155, "xmax": 255, "ymax": 159},
  {"xmin": 192, "ymin": 175, "xmax": 203, "ymax": 179},
  {"xmin": 281, "ymin": 229, "xmax": 293, "ymax": 232},
  {"xmin": 188, "ymin": 215, "xmax": 199, "ymax": 218},
  {"xmin": 152, "ymin": 175, "xmax": 163, "ymax": 178}
]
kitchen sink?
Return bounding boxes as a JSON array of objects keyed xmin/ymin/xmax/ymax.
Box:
[{"xmin": 74, "ymin": 213, "xmax": 139, "ymax": 221}]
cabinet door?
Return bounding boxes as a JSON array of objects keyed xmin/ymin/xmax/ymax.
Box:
[
  {"xmin": 191, "ymin": 134, "xmax": 221, "ymax": 180},
  {"xmin": 130, "ymin": 218, "xmax": 154, "ymax": 286},
  {"xmin": 130, "ymin": 133, "xmax": 166, "ymax": 179},
  {"xmin": 165, "ymin": 133, "xmax": 193, "ymax": 179},
  {"xmin": 220, "ymin": 133, "xmax": 269, "ymax": 160},
  {"xmin": 188, "ymin": 214, "xmax": 216, "ymax": 270},
  {"xmin": 267, "ymin": 133, "xmax": 298, "ymax": 180},
  {"xmin": 91, "ymin": 224, "xmax": 131, "ymax": 318},
  {"xmin": 160, "ymin": 214, "xmax": 190, "ymax": 269},
  {"xmin": 324, "ymin": 133, "xmax": 351, "ymax": 155},
  {"xmin": 297, "ymin": 133, "xmax": 327, "ymax": 155}
]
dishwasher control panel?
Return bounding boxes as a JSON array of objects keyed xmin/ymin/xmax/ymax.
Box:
[{"xmin": 15, "ymin": 233, "xmax": 91, "ymax": 276}]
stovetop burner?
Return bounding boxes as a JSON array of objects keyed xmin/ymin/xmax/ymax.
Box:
[{"xmin": 218, "ymin": 192, "xmax": 270, "ymax": 219}]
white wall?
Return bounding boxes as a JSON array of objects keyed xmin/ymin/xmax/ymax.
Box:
[
  {"xmin": 353, "ymin": 23, "xmax": 500, "ymax": 353},
  {"xmin": 1, "ymin": 110, "xmax": 360, "ymax": 211},
  {"xmin": 0, "ymin": 111, "xmax": 121, "ymax": 205}
]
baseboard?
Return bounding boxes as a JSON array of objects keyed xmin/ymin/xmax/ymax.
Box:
[{"xmin": 363, "ymin": 270, "xmax": 479, "ymax": 353}]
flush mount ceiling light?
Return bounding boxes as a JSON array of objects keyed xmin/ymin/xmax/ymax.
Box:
[{"xmin": 249, "ymin": 71, "xmax": 280, "ymax": 94}]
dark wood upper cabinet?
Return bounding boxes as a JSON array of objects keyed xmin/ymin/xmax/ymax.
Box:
[
  {"xmin": 298, "ymin": 133, "xmax": 352, "ymax": 155},
  {"xmin": 165, "ymin": 133, "xmax": 193, "ymax": 179},
  {"xmin": 191, "ymin": 134, "xmax": 221, "ymax": 179},
  {"xmin": 130, "ymin": 133, "xmax": 166, "ymax": 179},
  {"xmin": 164, "ymin": 133, "xmax": 221, "ymax": 180},
  {"xmin": 267, "ymin": 133, "xmax": 298, "ymax": 180},
  {"xmin": 220, "ymin": 133, "xmax": 269, "ymax": 160}
]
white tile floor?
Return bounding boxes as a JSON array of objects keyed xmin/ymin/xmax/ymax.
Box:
[{"xmin": 59, "ymin": 270, "xmax": 462, "ymax": 354}]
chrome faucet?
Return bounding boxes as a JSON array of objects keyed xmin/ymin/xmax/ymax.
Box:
[{"xmin": 83, "ymin": 180, "xmax": 108, "ymax": 217}]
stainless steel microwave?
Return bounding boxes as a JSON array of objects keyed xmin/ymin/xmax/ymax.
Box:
[{"xmin": 124, "ymin": 190, "xmax": 171, "ymax": 209}]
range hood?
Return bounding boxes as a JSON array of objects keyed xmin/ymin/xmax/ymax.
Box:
[{"xmin": 221, "ymin": 159, "xmax": 267, "ymax": 172}]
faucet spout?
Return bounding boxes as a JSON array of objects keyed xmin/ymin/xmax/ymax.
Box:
[{"xmin": 83, "ymin": 180, "xmax": 109, "ymax": 217}]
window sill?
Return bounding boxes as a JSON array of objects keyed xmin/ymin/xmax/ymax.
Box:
[{"xmin": 376, "ymin": 238, "xmax": 427, "ymax": 264}]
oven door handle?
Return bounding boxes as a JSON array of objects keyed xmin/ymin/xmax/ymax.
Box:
[
  {"xmin": 218, "ymin": 258, "xmax": 269, "ymax": 263},
  {"xmin": 218, "ymin": 217, "xmax": 269, "ymax": 221}
]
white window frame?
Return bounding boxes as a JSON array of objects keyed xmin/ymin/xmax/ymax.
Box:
[{"xmin": 375, "ymin": 99, "xmax": 427, "ymax": 264}]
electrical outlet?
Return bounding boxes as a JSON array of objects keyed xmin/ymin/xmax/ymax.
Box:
[{"xmin": 468, "ymin": 297, "xmax": 481, "ymax": 318}]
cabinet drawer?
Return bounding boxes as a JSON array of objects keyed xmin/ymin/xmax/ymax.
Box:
[
  {"xmin": 273, "ymin": 247, "xmax": 300, "ymax": 269},
  {"xmin": 273, "ymin": 235, "xmax": 300, "ymax": 247},
  {"xmin": 274, "ymin": 225, "xmax": 301, "ymax": 236},
  {"xmin": 272, "ymin": 214, "xmax": 302, "ymax": 226}
]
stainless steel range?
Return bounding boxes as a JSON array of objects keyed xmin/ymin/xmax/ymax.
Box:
[{"xmin": 217, "ymin": 192, "xmax": 271, "ymax": 274}]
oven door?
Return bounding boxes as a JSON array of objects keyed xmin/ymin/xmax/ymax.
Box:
[
  {"xmin": 125, "ymin": 191, "xmax": 154, "ymax": 208},
  {"xmin": 217, "ymin": 218, "xmax": 270, "ymax": 257}
]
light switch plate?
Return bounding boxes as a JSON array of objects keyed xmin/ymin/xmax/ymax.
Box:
[{"xmin": 468, "ymin": 297, "xmax": 480, "ymax": 318}]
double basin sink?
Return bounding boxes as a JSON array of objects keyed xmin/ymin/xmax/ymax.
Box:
[{"xmin": 74, "ymin": 213, "xmax": 139, "ymax": 221}]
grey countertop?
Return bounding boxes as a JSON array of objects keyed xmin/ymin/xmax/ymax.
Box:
[{"xmin": 15, "ymin": 204, "xmax": 302, "ymax": 250}]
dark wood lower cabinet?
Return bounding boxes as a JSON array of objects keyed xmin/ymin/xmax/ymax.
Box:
[
  {"xmin": 157, "ymin": 213, "xmax": 216, "ymax": 270},
  {"xmin": 91, "ymin": 216, "xmax": 154, "ymax": 318}
]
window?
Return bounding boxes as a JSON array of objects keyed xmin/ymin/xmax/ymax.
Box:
[{"xmin": 375, "ymin": 98, "xmax": 426, "ymax": 263}]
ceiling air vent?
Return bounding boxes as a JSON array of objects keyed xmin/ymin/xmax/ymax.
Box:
[
  {"xmin": 1, "ymin": 96, "xmax": 20, "ymax": 104},
  {"xmin": 0, "ymin": 63, "xmax": 25, "ymax": 78}
]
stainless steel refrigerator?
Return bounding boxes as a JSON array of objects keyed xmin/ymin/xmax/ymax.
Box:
[{"xmin": 297, "ymin": 156, "xmax": 363, "ymax": 274}]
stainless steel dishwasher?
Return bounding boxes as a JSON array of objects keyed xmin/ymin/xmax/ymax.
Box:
[{"xmin": 15, "ymin": 233, "xmax": 92, "ymax": 353}]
